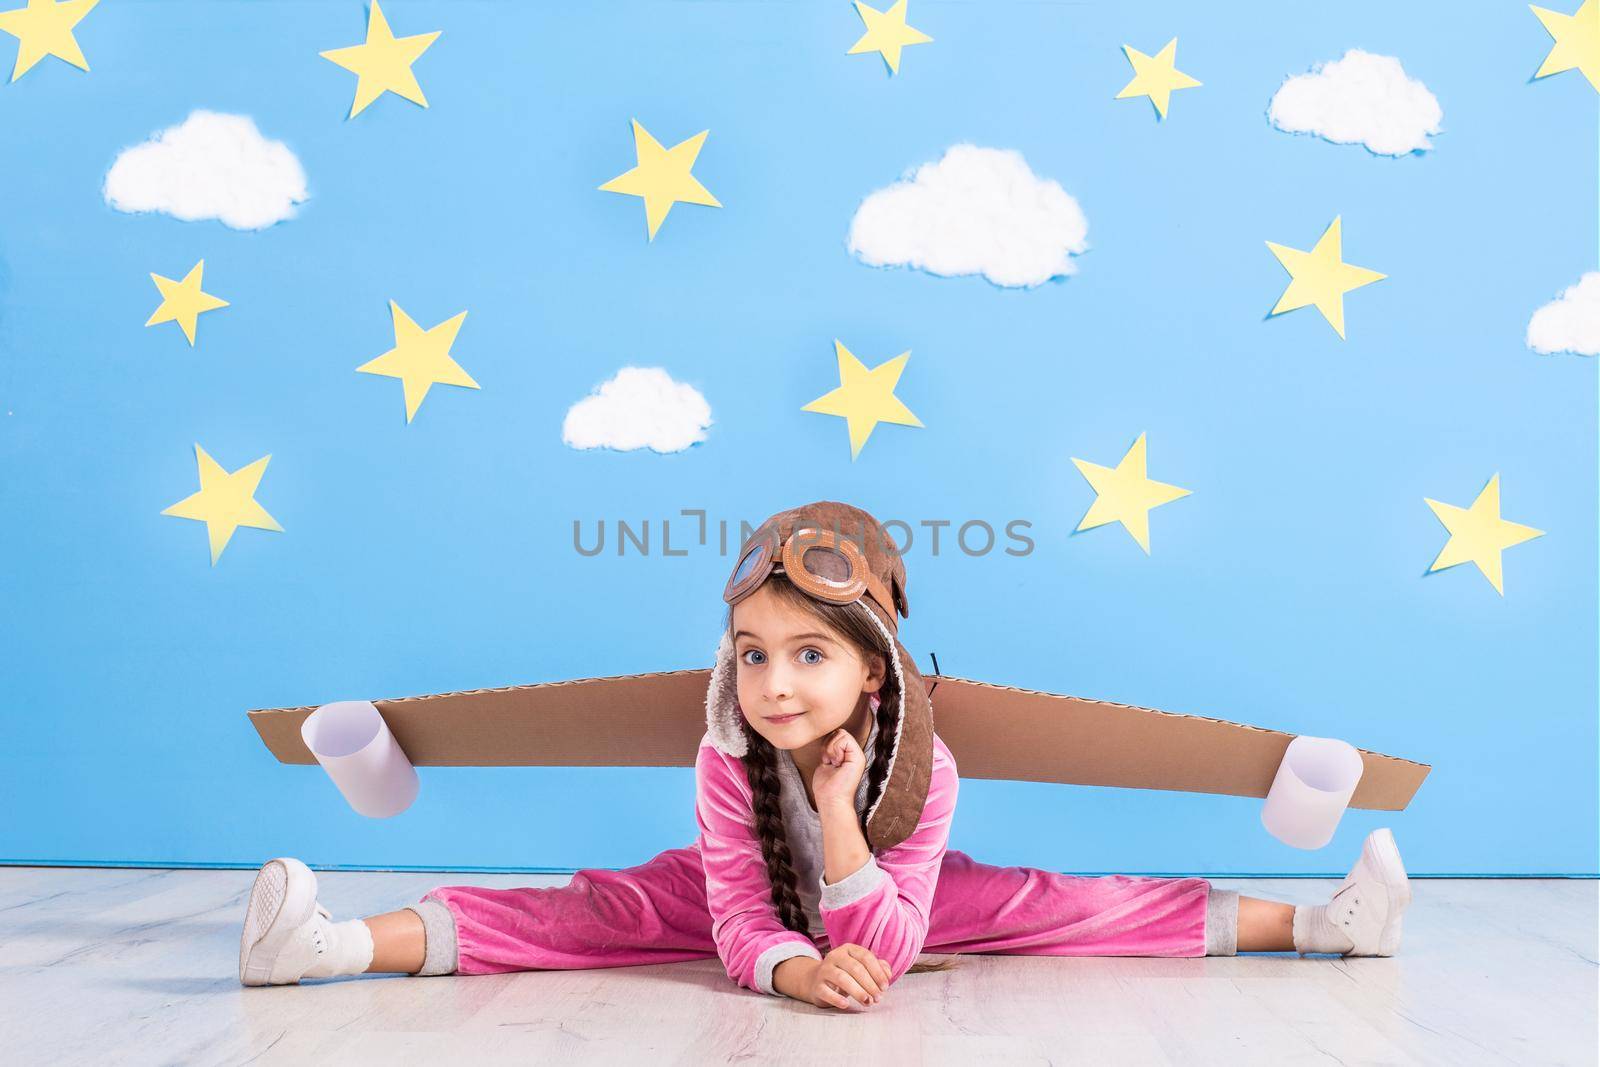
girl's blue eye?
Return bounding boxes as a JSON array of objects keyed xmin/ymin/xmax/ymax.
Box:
[{"xmin": 740, "ymin": 648, "xmax": 822, "ymax": 665}]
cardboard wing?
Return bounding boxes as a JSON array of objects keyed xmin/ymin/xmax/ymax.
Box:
[{"xmin": 248, "ymin": 669, "xmax": 1429, "ymax": 810}]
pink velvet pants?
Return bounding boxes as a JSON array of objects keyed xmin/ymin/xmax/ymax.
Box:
[{"xmin": 422, "ymin": 842, "xmax": 1216, "ymax": 975}]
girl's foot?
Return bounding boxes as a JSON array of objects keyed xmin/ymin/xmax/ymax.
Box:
[
  {"xmin": 239, "ymin": 857, "xmax": 373, "ymax": 985},
  {"xmin": 1294, "ymin": 828, "xmax": 1411, "ymax": 957}
]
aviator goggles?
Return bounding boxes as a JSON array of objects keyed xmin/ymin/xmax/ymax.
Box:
[{"xmin": 722, "ymin": 523, "xmax": 897, "ymax": 624}]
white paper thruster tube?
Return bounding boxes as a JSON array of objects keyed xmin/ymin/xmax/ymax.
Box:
[
  {"xmin": 1259, "ymin": 735, "xmax": 1364, "ymax": 850},
  {"xmin": 301, "ymin": 700, "xmax": 419, "ymax": 818}
]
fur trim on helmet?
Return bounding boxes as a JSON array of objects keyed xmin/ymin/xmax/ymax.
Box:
[{"xmin": 705, "ymin": 630, "xmax": 747, "ymax": 757}]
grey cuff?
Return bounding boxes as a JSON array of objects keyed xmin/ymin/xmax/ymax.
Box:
[
  {"xmin": 754, "ymin": 939, "xmax": 822, "ymax": 996},
  {"xmin": 1204, "ymin": 886, "xmax": 1240, "ymax": 956},
  {"xmin": 819, "ymin": 856, "xmax": 887, "ymax": 911},
  {"xmin": 407, "ymin": 897, "xmax": 460, "ymax": 976}
]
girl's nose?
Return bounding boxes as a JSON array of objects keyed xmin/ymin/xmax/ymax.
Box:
[{"xmin": 762, "ymin": 664, "xmax": 794, "ymax": 702}]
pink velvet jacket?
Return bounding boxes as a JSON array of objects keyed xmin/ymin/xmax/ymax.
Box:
[{"xmin": 694, "ymin": 729, "xmax": 960, "ymax": 996}]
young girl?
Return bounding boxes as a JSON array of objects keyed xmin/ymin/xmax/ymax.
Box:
[{"xmin": 239, "ymin": 500, "xmax": 1411, "ymax": 1009}]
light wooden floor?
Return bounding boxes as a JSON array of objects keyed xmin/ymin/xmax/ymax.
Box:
[{"xmin": 1, "ymin": 867, "xmax": 1594, "ymax": 1066}]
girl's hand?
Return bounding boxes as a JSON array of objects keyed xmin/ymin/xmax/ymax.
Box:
[
  {"xmin": 810, "ymin": 727, "xmax": 866, "ymax": 811},
  {"xmin": 804, "ymin": 944, "xmax": 891, "ymax": 1010}
]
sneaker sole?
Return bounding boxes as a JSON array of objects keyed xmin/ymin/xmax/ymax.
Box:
[
  {"xmin": 239, "ymin": 858, "xmax": 317, "ymax": 986},
  {"xmin": 1364, "ymin": 828, "xmax": 1410, "ymax": 956}
]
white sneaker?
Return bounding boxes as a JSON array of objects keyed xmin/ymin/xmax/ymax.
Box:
[
  {"xmin": 239, "ymin": 857, "xmax": 333, "ymax": 986},
  {"xmin": 1328, "ymin": 828, "xmax": 1411, "ymax": 956}
]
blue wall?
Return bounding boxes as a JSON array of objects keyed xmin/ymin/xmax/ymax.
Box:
[{"xmin": 2, "ymin": 1, "xmax": 1594, "ymax": 875}]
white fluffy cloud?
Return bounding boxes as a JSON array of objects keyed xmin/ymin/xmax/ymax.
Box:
[
  {"xmin": 1268, "ymin": 50, "xmax": 1442, "ymax": 156},
  {"xmin": 562, "ymin": 367, "xmax": 712, "ymax": 452},
  {"xmin": 103, "ymin": 110, "xmax": 309, "ymax": 230},
  {"xmin": 847, "ymin": 144, "xmax": 1089, "ymax": 289},
  {"xmin": 1527, "ymin": 273, "xmax": 1600, "ymax": 357}
]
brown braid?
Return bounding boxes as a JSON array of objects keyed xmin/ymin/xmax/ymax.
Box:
[
  {"xmin": 858, "ymin": 671, "xmax": 897, "ymax": 841},
  {"xmin": 737, "ymin": 717, "xmax": 813, "ymax": 935}
]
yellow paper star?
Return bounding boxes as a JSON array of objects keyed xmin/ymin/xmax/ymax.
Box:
[
  {"xmin": 802, "ymin": 339, "xmax": 923, "ymax": 460},
  {"xmin": 1425, "ymin": 474, "xmax": 1544, "ymax": 596},
  {"xmin": 1071, "ymin": 433, "xmax": 1190, "ymax": 554},
  {"xmin": 0, "ymin": 0, "xmax": 97, "ymax": 81},
  {"xmin": 1265, "ymin": 216, "xmax": 1386, "ymax": 339},
  {"xmin": 599, "ymin": 119, "xmax": 721, "ymax": 241},
  {"xmin": 356, "ymin": 300, "xmax": 478, "ymax": 423},
  {"xmin": 847, "ymin": 0, "xmax": 932, "ymax": 75},
  {"xmin": 1115, "ymin": 38, "xmax": 1201, "ymax": 119},
  {"xmin": 1531, "ymin": 0, "xmax": 1600, "ymax": 92},
  {"xmin": 145, "ymin": 260, "xmax": 229, "ymax": 346},
  {"xmin": 161, "ymin": 443, "xmax": 283, "ymax": 566},
  {"xmin": 319, "ymin": 0, "xmax": 440, "ymax": 118}
]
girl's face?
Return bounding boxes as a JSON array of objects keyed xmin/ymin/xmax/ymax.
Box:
[{"xmin": 732, "ymin": 583, "xmax": 887, "ymax": 752}]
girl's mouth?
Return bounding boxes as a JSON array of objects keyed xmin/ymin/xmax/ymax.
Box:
[{"xmin": 766, "ymin": 712, "xmax": 803, "ymax": 724}]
